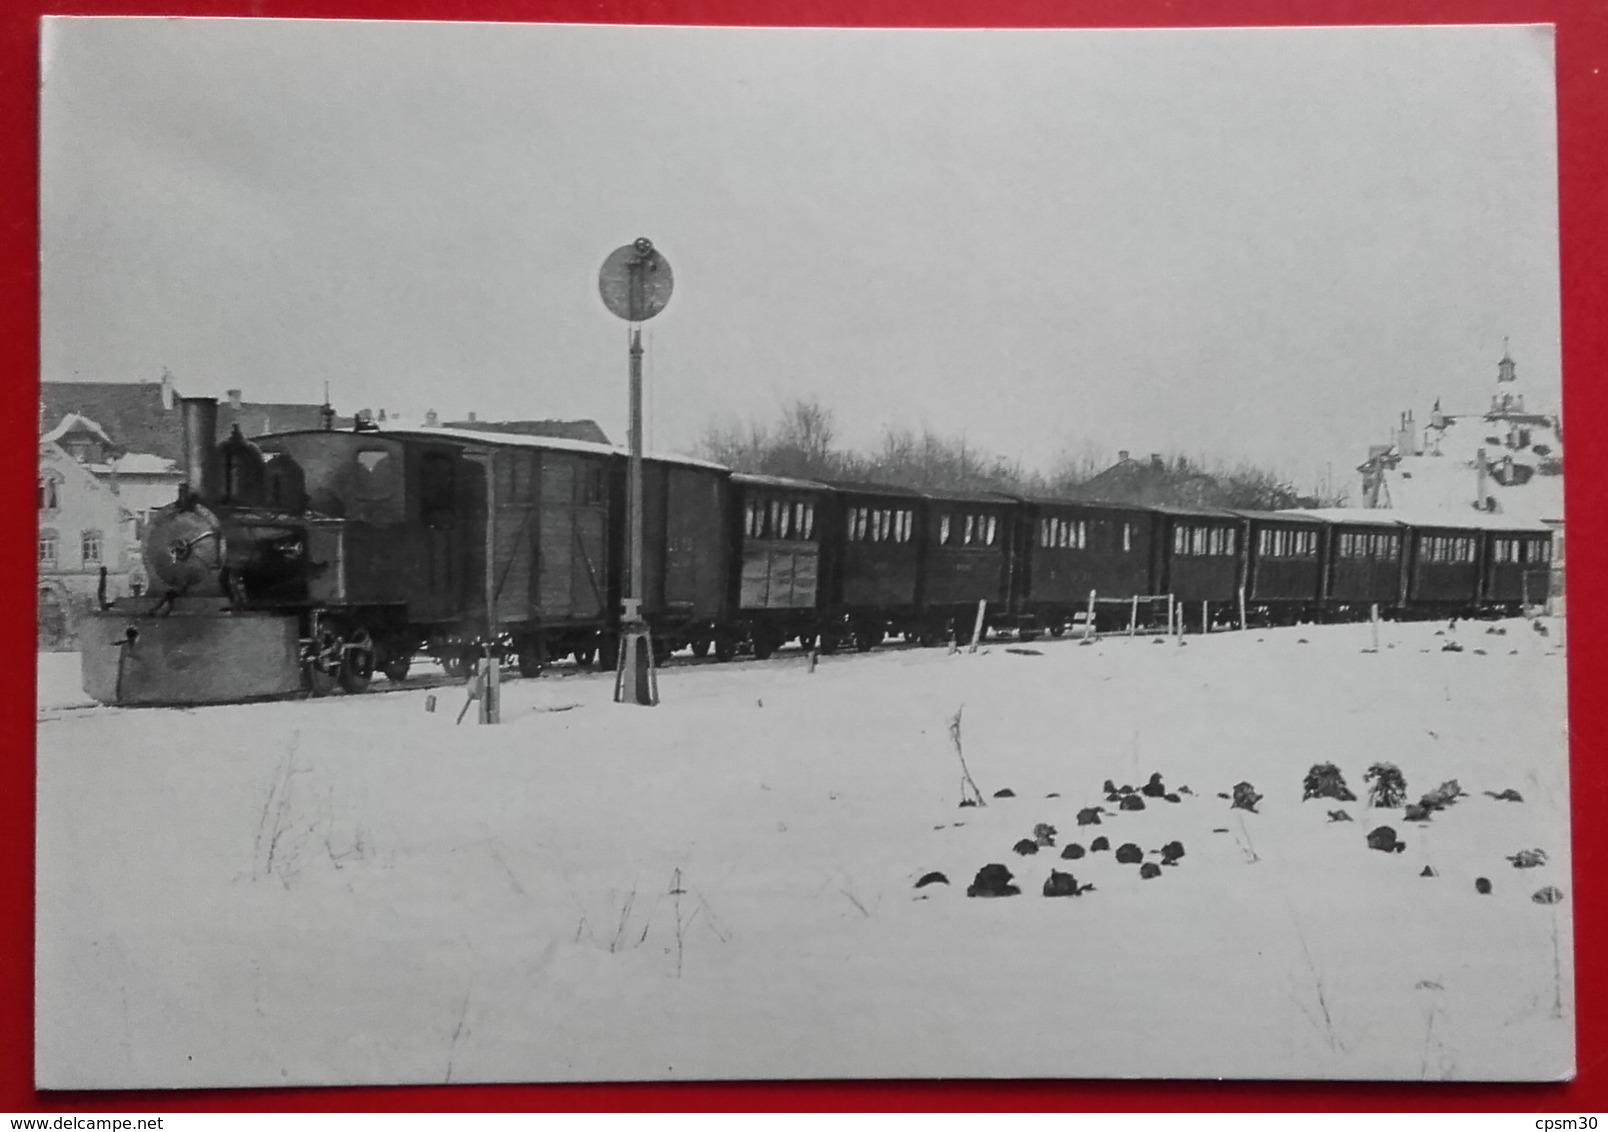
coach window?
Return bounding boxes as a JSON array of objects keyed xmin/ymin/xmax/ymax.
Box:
[
  {"xmin": 985, "ymin": 515, "xmax": 998, "ymax": 546},
  {"xmin": 1123, "ymin": 522, "xmax": 1133, "ymax": 553},
  {"xmin": 355, "ymin": 449, "xmax": 395, "ymax": 500}
]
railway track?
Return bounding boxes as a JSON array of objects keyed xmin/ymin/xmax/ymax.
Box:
[{"xmin": 38, "ymin": 628, "xmax": 1116, "ymax": 719}]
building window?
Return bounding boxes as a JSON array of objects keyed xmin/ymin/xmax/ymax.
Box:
[
  {"xmin": 38, "ymin": 473, "xmax": 60, "ymax": 514},
  {"xmin": 80, "ymin": 530, "xmax": 103, "ymax": 566},
  {"xmin": 39, "ymin": 530, "xmax": 58, "ymax": 569}
]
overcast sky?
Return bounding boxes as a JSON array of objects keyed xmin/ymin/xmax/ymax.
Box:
[{"xmin": 40, "ymin": 19, "xmax": 1560, "ymax": 489}]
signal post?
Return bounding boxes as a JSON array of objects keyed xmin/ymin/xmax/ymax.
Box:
[{"xmin": 598, "ymin": 237, "xmax": 674, "ymax": 706}]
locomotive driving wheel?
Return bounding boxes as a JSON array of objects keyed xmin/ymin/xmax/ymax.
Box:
[{"xmin": 339, "ymin": 627, "xmax": 376, "ymax": 694}]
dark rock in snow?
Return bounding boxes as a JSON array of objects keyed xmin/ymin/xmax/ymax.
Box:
[
  {"xmin": 1231, "ymin": 782, "xmax": 1262, "ymax": 813},
  {"xmin": 1103, "ymin": 779, "xmax": 1118, "ymax": 794},
  {"xmin": 1090, "ymin": 836, "xmax": 1111, "ymax": 852},
  {"xmin": 1043, "ymin": 870, "xmax": 1085, "ymax": 897},
  {"xmin": 1033, "ymin": 822, "xmax": 1058, "ymax": 847},
  {"xmin": 967, "ymin": 863, "xmax": 1020, "ymax": 897},
  {"xmin": 1141, "ymin": 773, "xmax": 1167, "ymax": 798},
  {"xmin": 1165, "ymin": 793, "xmax": 1182, "ymax": 803},
  {"xmin": 914, "ymin": 872, "xmax": 949, "ymax": 888},
  {"xmin": 1508, "ymin": 848, "xmax": 1548, "ymax": 869},
  {"xmin": 1441, "ymin": 641, "xmax": 1464, "ymax": 653},
  {"xmin": 1403, "ymin": 804, "xmax": 1431, "ymax": 823},
  {"xmin": 1119, "ymin": 785, "xmax": 1135, "ymax": 795},
  {"xmin": 1475, "ymin": 877, "xmax": 1493, "ymax": 895},
  {"xmin": 1420, "ymin": 866, "xmax": 1437, "ymax": 878},
  {"xmin": 1119, "ymin": 794, "xmax": 1147, "ymax": 812},
  {"xmin": 1327, "ymin": 810, "xmax": 1353, "ymax": 823},
  {"xmin": 1485, "ymin": 789, "xmax": 1524, "ymax": 803},
  {"xmin": 959, "ymin": 799, "xmax": 978, "ymax": 808},
  {"xmin": 1160, "ymin": 840, "xmax": 1185, "ymax": 865},
  {"xmin": 1139, "ymin": 862, "xmax": 1163, "ymax": 880},
  {"xmin": 1061, "ymin": 843, "xmax": 1086, "ymax": 859},
  {"xmin": 1115, "ymin": 842, "xmax": 1144, "ymax": 864},
  {"xmin": 1012, "ymin": 839, "xmax": 1039, "ymax": 856},
  {"xmin": 1366, "ymin": 826, "xmax": 1405, "ymax": 853},
  {"xmin": 1532, "ymin": 886, "xmax": 1565, "ymax": 905},
  {"xmin": 993, "ymin": 788, "xmax": 1016, "ymax": 799},
  {"xmin": 1045, "ymin": 792, "xmax": 1061, "ymax": 799},
  {"xmin": 1077, "ymin": 808, "xmax": 1103, "ymax": 827}
]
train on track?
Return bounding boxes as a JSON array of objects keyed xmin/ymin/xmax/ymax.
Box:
[{"xmin": 79, "ymin": 397, "xmax": 1557, "ymax": 705}]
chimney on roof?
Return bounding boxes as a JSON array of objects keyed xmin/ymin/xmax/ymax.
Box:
[
  {"xmin": 467, "ymin": 411, "xmax": 477, "ymax": 423},
  {"xmin": 1118, "ymin": 450, "xmax": 1130, "ymax": 462},
  {"xmin": 425, "ymin": 409, "xmax": 439, "ymax": 427},
  {"xmin": 1150, "ymin": 453, "xmax": 1164, "ymax": 470},
  {"xmin": 227, "ymin": 389, "xmax": 242, "ymax": 410},
  {"xmin": 160, "ymin": 368, "xmax": 175, "ymax": 411}
]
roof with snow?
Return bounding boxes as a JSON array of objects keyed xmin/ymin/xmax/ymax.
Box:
[
  {"xmin": 1360, "ymin": 350, "xmax": 1563, "ymax": 525},
  {"xmin": 41, "ymin": 412, "xmax": 116, "ymax": 449}
]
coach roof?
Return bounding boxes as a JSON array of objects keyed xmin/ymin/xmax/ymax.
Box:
[{"xmin": 376, "ymin": 426, "xmax": 730, "ymax": 472}]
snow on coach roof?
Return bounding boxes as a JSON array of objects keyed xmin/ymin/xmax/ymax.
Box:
[
  {"xmin": 1276, "ymin": 507, "xmax": 1551, "ymax": 532},
  {"xmin": 731, "ymin": 472, "xmax": 833, "ymax": 492},
  {"xmin": 376, "ymin": 426, "xmax": 730, "ymax": 472}
]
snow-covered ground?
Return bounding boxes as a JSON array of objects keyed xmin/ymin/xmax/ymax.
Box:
[{"xmin": 35, "ymin": 618, "xmax": 1572, "ymax": 1087}]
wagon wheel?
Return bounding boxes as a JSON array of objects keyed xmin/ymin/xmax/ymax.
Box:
[
  {"xmin": 713, "ymin": 632, "xmax": 737, "ymax": 663},
  {"xmin": 304, "ymin": 622, "xmax": 343, "ymax": 697},
  {"xmin": 854, "ymin": 626, "xmax": 878, "ymax": 652},
  {"xmin": 795, "ymin": 633, "xmax": 817, "ymax": 652},
  {"xmin": 339, "ymin": 627, "xmax": 376, "ymax": 694},
  {"xmin": 381, "ymin": 646, "xmax": 412, "ymax": 683},
  {"xmin": 751, "ymin": 630, "xmax": 777, "ymax": 661},
  {"xmin": 572, "ymin": 645, "xmax": 596, "ymax": 669},
  {"xmin": 516, "ymin": 637, "xmax": 546, "ymax": 678},
  {"xmin": 1048, "ymin": 622, "xmax": 1067, "ymax": 638},
  {"xmin": 689, "ymin": 637, "xmax": 711, "ymax": 659},
  {"xmin": 818, "ymin": 633, "xmax": 840, "ymax": 655}
]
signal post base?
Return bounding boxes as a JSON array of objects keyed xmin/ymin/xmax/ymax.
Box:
[{"xmin": 613, "ymin": 624, "xmax": 660, "ymax": 706}]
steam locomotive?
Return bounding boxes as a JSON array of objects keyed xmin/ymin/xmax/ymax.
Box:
[{"xmin": 79, "ymin": 396, "xmax": 1557, "ymax": 706}]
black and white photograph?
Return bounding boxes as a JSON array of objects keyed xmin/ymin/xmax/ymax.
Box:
[{"xmin": 35, "ymin": 18, "xmax": 1570, "ymax": 1088}]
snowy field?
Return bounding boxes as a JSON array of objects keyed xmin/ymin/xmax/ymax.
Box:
[{"xmin": 35, "ymin": 618, "xmax": 1572, "ymax": 1087}]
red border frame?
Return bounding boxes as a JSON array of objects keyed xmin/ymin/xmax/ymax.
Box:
[{"xmin": 5, "ymin": 0, "xmax": 1604, "ymax": 1112}]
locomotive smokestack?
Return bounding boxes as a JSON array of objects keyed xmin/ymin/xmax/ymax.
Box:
[{"xmin": 180, "ymin": 396, "xmax": 220, "ymax": 503}]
